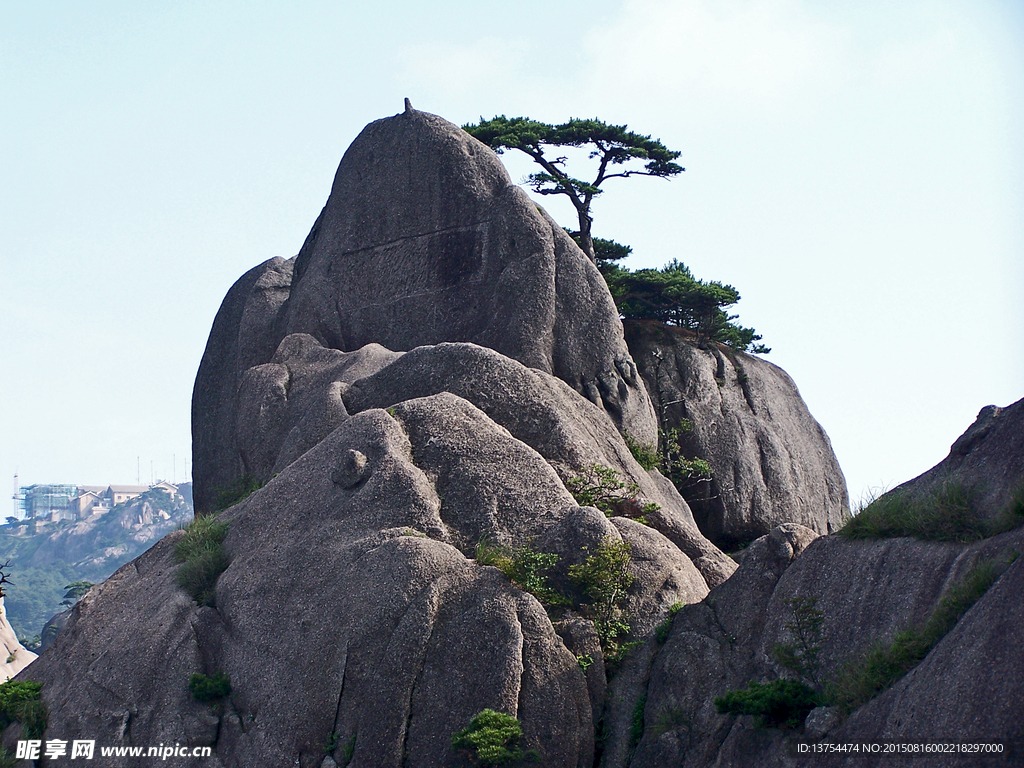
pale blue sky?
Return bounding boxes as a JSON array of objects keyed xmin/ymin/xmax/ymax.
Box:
[{"xmin": 2, "ymin": 0, "xmax": 1022, "ymax": 509}]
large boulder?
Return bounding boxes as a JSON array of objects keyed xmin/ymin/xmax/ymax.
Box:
[
  {"xmin": 624, "ymin": 320, "xmax": 849, "ymax": 548},
  {"xmin": 23, "ymin": 106, "xmax": 739, "ymax": 767},
  {"xmin": 192, "ymin": 105, "xmax": 656, "ymax": 512}
]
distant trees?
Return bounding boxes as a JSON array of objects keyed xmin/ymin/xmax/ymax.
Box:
[
  {"xmin": 60, "ymin": 581, "xmax": 93, "ymax": 608},
  {"xmin": 463, "ymin": 116, "xmax": 683, "ymax": 262},
  {"xmin": 606, "ymin": 260, "xmax": 770, "ymax": 354}
]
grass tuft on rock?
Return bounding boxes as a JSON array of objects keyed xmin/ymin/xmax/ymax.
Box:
[
  {"xmin": 175, "ymin": 513, "xmax": 230, "ymax": 606},
  {"xmin": 0, "ymin": 679, "xmax": 47, "ymax": 741},
  {"xmin": 840, "ymin": 482, "xmax": 1024, "ymax": 543},
  {"xmin": 212, "ymin": 475, "xmax": 264, "ymax": 511}
]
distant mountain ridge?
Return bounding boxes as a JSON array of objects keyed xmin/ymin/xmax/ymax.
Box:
[{"xmin": 0, "ymin": 484, "xmax": 193, "ymax": 639}]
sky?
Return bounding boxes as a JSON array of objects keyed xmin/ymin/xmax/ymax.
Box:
[{"xmin": 1, "ymin": 0, "xmax": 1022, "ymax": 512}]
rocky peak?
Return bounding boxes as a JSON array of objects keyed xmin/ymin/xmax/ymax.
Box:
[{"xmin": 193, "ymin": 105, "xmax": 655, "ymax": 513}]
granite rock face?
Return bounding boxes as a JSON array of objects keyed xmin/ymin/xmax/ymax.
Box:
[
  {"xmin": 624, "ymin": 320, "xmax": 850, "ymax": 548},
  {"xmin": 25, "ymin": 399, "xmax": 709, "ymax": 767},
  {"xmin": 623, "ymin": 525, "xmax": 1024, "ymax": 768},
  {"xmin": 885, "ymin": 397, "xmax": 1024, "ymax": 520},
  {"xmin": 622, "ymin": 403, "xmax": 1024, "ymax": 768},
  {"xmin": 193, "ymin": 107, "xmax": 655, "ymax": 513}
]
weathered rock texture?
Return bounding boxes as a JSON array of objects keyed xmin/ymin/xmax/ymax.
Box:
[
  {"xmin": 24, "ymin": 398, "xmax": 709, "ymax": 767},
  {"xmin": 193, "ymin": 107, "xmax": 655, "ymax": 513},
  {"xmin": 22, "ymin": 107, "xmax": 733, "ymax": 768},
  {"xmin": 621, "ymin": 399, "xmax": 1024, "ymax": 768},
  {"xmin": 624, "ymin": 320, "xmax": 850, "ymax": 548},
  {"xmin": 886, "ymin": 397, "xmax": 1024, "ymax": 520},
  {"xmin": 625, "ymin": 527, "xmax": 1024, "ymax": 768}
]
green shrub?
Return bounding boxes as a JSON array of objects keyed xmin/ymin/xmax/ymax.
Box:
[
  {"xmin": 657, "ymin": 428, "xmax": 713, "ymax": 498},
  {"xmin": 189, "ymin": 671, "xmax": 232, "ymax": 702},
  {"xmin": 476, "ymin": 541, "xmax": 566, "ymax": 607},
  {"xmin": 624, "ymin": 434, "xmax": 660, "ymax": 471},
  {"xmin": 452, "ymin": 709, "xmax": 530, "ymax": 766},
  {"xmin": 565, "ymin": 465, "xmax": 639, "ymax": 516},
  {"xmin": 0, "ymin": 679, "xmax": 47, "ymax": 740},
  {"xmin": 827, "ymin": 558, "xmax": 1004, "ymax": 713},
  {"xmin": 212, "ymin": 475, "xmax": 264, "ymax": 511},
  {"xmin": 715, "ymin": 679, "xmax": 820, "ymax": 729},
  {"xmin": 569, "ymin": 538, "xmax": 635, "ymax": 655},
  {"xmin": 564, "ymin": 464, "xmax": 656, "ymax": 525},
  {"xmin": 175, "ymin": 514, "xmax": 230, "ymax": 606}
]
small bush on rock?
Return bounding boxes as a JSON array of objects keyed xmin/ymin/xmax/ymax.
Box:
[
  {"xmin": 476, "ymin": 541, "xmax": 566, "ymax": 607},
  {"xmin": 189, "ymin": 671, "xmax": 231, "ymax": 702},
  {"xmin": 452, "ymin": 709, "xmax": 533, "ymax": 766},
  {"xmin": 565, "ymin": 464, "xmax": 658, "ymax": 524},
  {"xmin": 771, "ymin": 596, "xmax": 824, "ymax": 686},
  {"xmin": 624, "ymin": 434, "xmax": 660, "ymax": 471},
  {"xmin": 565, "ymin": 465, "xmax": 638, "ymax": 515},
  {"xmin": 569, "ymin": 538, "xmax": 635, "ymax": 655},
  {"xmin": 715, "ymin": 679, "xmax": 820, "ymax": 729}
]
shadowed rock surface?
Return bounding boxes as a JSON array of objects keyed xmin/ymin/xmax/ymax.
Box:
[
  {"xmin": 624, "ymin": 320, "xmax": 849, "ymax": 549},
  {"xmin": 884, "ymin": 397, "xmax": 1024, "ymax": 521},
  {"xmin": 193, "ymin": 107, "xmax": 655, "ymax": 513}
]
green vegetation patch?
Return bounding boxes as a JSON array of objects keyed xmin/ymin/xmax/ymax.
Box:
[
  {"xmin": 0, "ymin": 679, "xmax": 47, "ymax": 740},
  {"xmin": 630, "ymin": 693, "xmax": 648, "ymax": 747},
  {"xmin": 476, "ymin": 541, "xmax": 566, "ymax": 607},
  {"xmin": 715, "ymin": 679, "xmax": 820, "ymax": 729},
  {"xmin": 189, "ymin": 671, "xmax": 232, "ymax": 702},
  {"xmin": 771, "ymin": 596, "xmax": 824, "ymax": 686},
  {"xmin": 175, "ymin": 513, "xmax": 230, "ymax": 606},
  {"xmin": 606, "ymin": 259, "xmax": 769, "ymax": 353},
  {"xmin": 624, "ymin": 434, "xmax": 660, "ymax": 471},
  {"xmin": 569, "ymin": 538, "xmax": 635, "ymax": 659},
  {"xmin": 564, "ymin": 464, "xmax": 659, "ymax": 523},
  {"xmin": 828, "ymin": 557, "xmax": 1007, "ymax": 713},
  {"xmin": 452, "ymin": 709, "xmax": 534, "ymax": 766},
  {"xmin": 841, "ymin": 481, "xmax": 1024, "ymax": 543}
]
